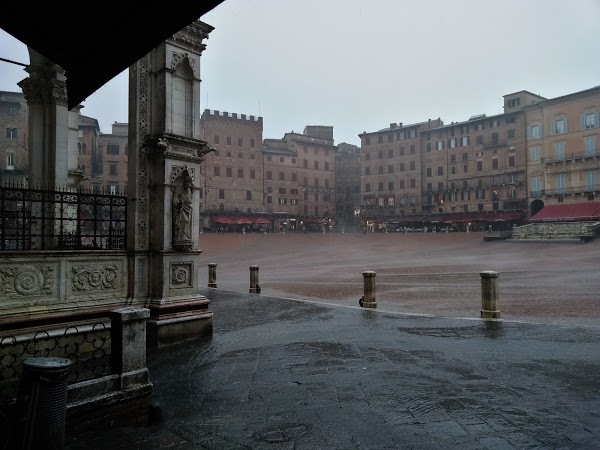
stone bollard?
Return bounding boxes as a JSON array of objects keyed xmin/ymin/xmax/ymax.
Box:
[
  {"xmin": 208, "ymin": 263, "xmax": 217, "ymax": 288},
  {"xmin": 249, "ymin": 265, "xmax": 260, "ymax": 293},
  {"xmin": 110, "ymin": 307, "xmax": 151, "ymax": 388},
  {"xmin": 480, "ymin": 271, "xmax": 500, "ymax": 318},
  {"xmin": 362, "ymin": 271, "xmax": 377, "ymax": 308}
]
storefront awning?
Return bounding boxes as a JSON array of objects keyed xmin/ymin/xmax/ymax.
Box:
[
  {"xmin": 528, "ymin": 202, "xmax": 600, "ymax": 222},
  {"xmin": 212, "ymin": 217, "xmax": 235, "ymax": 224},
  {"xmin": 440, "ymin": 211, "xmax": 525, "ymax": 223}
]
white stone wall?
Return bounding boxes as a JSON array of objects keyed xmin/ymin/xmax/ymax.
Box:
[{"xmin": 0, "ymin": 253, "xmax": 130, "ymax": 323}]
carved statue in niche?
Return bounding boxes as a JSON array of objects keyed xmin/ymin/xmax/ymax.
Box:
[{"xmin": 172, "ymin": 173, "xmax": 194, "ymax": 250}]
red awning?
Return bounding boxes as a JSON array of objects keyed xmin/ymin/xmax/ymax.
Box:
[
  {"xmin": 493, "ymin": 211, "xmax": 526, "ymax": 221},
  {"xmin": 528, "ymin": 202, "xmax": 600, "ymax": 222},
  {"xmin": 212, "ymin": 217, "xmax": 235, "ymax": 224},
  {"xmin": 253, "ymin": 218, "xmax": 271, "ymax": 224},
  {"xmin": 235, "ymin": 217, "xmax": 254, "ymax": 225}
]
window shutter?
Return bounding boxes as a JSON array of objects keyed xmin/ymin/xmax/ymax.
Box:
[
  {"xmin": 527, "ymin": 127, "xmax": 531, "ymax": 140},
  {"xmin": 551, "ymin": 121, "xmax": 556, "ymax": 135},
  {"xmin": 564, "ymin": 118, "xmax": 568, "ymax": 132},
  {"xmin": 595, "ymin": 113, "xmax": 600, "ymax": 128},
  {"xmin": 581, "ymin": 114, "xmax": 586, "ymax": 130}
]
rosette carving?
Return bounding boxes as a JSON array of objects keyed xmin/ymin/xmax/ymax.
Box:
[{"xmin": 71, "ymin": 265, "xmax": 119, "ymax": 292}]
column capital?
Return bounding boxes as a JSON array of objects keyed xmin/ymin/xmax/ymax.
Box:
[{"xmin": 19, "ymin": 60, "xmax": 69, "ymax": 107}]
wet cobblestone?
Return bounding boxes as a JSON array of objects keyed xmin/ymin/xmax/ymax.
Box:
[{"xmin": 66, "ymin": 233, "xmax": 600, "ymax": 448}]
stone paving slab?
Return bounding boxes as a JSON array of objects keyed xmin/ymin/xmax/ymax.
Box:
[{"xmin": 66, "ymin": 288, "xmax": 600, "ymax": 449}]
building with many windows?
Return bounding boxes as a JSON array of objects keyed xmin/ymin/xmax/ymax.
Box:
[
  {"xmin": 420, "ymin": 103, "xmax": 529, "ymax": 220},
  {"xmin": 359, "ymin": 86, "xmax": 600, "ymax": 231},
  {"xmin": 289, "ymin": 125, "xmax": 337, "ymax": 226},
  {"xmin": 198, "ymin": 110, "xmax": 337, "ymax": 231},
  {"xmin": 77, "ymin": 118, "xmax": 128, "ymax": 194},
  {"xmin": 77, "ymin": 114, "xmax": 100, "ymax": 189},
  {"xmin": 3, "ymin": 85, "xmax": 599, "ymax": 231},
  {"xmin": 335, "ymin": 142, "xmax": 361, "ymax": 229},
  {"xmin": 99, "ymin": 122, "xmax": 128, "ymax": 195},
  {"xmin": 359, "ymin": 119, "xmax": 443, "ymax": 229},
  {"xmin": 262, "ymin": 136, "xmax": 300, "ymax": 222},
  {"xmin": 199, "ymin": 109, "xmax": 265, "ymax": 222},
  {"xmin": 0, "ymin": 91, "xmax": 28, "ymax": 184},
  {"xmin": 524, "ymin": 86, "xmax": 600, "ymax": 216}
]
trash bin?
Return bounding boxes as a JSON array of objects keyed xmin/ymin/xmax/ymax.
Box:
[{"xmin": 16, "ymin": 357, "xmax": 72, "ymax": 450}]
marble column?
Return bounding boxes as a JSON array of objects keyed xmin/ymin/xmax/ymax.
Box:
[{"xmin": 128, "ymin": 20, "xmax": 216, "ymax": 348}]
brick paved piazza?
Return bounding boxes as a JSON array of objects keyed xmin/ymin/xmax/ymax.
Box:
[{"xmin": 197, "ymin": 231, "xmax": 600, "ymax": 328}]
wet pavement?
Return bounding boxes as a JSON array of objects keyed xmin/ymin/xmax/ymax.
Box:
[
  {"xmin": 67, "ymin": 287, "xmax": 600, "ymax": 449},
  {"xmin": 195, "ymin": 232, "xmax": 600, "ymax": 327}
]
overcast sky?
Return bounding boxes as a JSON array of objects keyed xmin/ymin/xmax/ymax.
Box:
[{"xmin": 1, "ymin": 0, "xmax": 599, "ymax": 146}]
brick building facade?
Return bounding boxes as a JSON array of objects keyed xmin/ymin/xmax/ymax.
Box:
[
  {"xmin": 359, "ymin": 86, "xmax": 600, "ymax": 230},
  {"xmin": 524, "ymin": 86, "xmax": 600, "ymax": 216},
  {"xmin": 0, "ymin": 91, "xmax": 28, "ymax": 184},
  {"xmin": 359, "ymin": 119, "xmax": 443, "ymax": 227},
  {"xmin": 76, "ymin": 118, "xmax": 128, "ymax": 194},
  {"xmin": 3, "ymin": 85, "xmax": 599, "ymax": 231},
  {"xmin": 199, "ymin": 109, "xmax": 265, "ymax": 221},
  {"xmin": 98, "ymin": 122, "xmax": 128, "ymax": 195},
  {"xmin": 335, "ymin": 142, "xmax": 361, "ymax": 229}
]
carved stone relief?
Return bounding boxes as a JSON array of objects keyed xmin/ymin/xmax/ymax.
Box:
[
  {"xmin": 172, "ymin": 172, "xmax": 194, "ymax": 251},
  {"xmin": 71, "ymin": 264, "xmax": 120, "ymax": 293},
  {"xmin": 136, "ymin": 57, "xmax": 150, "ymax": 251},
  {"xmin": 170, "ymin": 262, "xmax": 193, "ymax": 288},
  {"xmin": 170, "ymin": 165, "xmax": 195, "ymax": 185},
  {"xmin": 0, "ymin": 265, "xmax": 54, "ymax": 297},
  {"xmin": 171, "ymin": 52, "xmax": 197, "ymax": 78}
]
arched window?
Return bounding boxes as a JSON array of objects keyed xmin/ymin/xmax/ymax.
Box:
[{"xmin": 172, "ymin": 58, "xmax": 194, "ymax": 137}]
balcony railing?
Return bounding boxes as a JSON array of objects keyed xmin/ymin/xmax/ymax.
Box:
[
  {"xmin": 0, "ymin": 184, "xmax": 126, "ymax": 251},
  {"xmin": 543, "ymin": 151, "xmax": 599, "ymax": 165},
  {"xmin": 543, "ymin": 184, "xmax": 600, "ymax": 196}
]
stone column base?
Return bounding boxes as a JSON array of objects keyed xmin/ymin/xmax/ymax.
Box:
[
  {"xmin": 146, "ymin": 295, "xmax": 213, "ymax": 348},
  {"xmin": 481, "ymin": 310, "xmax": 500, "ymax": 319}
]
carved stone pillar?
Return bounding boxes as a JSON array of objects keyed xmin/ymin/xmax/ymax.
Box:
[
  {"xmin": 128, "ymin": 20, "xmax": 215, "ymax": 348},
  {"xmin": 18, "ymin": 49, "xmax": 80, "ymax": 189}
]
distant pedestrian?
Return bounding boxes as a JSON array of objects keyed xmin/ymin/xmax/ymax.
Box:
[
  {"xmin": 256, "ymin": 284, "xmax": 261, "ymax": 294},
  {"xmin": 359, "ymin": 296, "xmax": 364, "ymax": 307}
]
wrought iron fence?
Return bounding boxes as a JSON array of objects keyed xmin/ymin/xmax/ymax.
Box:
[
  {"xmin": 0, "ymin": 323, "xmax": 111, "ymax": 401},
  {"xmin": 0, "ymin": 184, "xmax": 126, "ymax": 251}
]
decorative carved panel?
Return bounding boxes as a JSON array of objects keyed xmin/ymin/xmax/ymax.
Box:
[
  {"xmin": 70, "ymin": 263, "xmax": 121, "ymax": 293},
  {"xmin": 0, "ymin": 265, "xmax": 55, "ymax": 297},
  {"xmin": 170, "ymin": 261, "xmax": 193, "ymax": 288}
]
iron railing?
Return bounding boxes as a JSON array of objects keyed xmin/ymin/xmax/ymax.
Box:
[
  {"xmin": 0, "ymin": 184, "xmax": 126, "ymax": 251},
  {"xmin": 0, "ymin": 323, "xmax": 111, "ymax": 401}
]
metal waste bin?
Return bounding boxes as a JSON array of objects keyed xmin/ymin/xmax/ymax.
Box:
[{"xmin": 17, "ymin": 357, "xmax": 72, "ymax": 450}]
